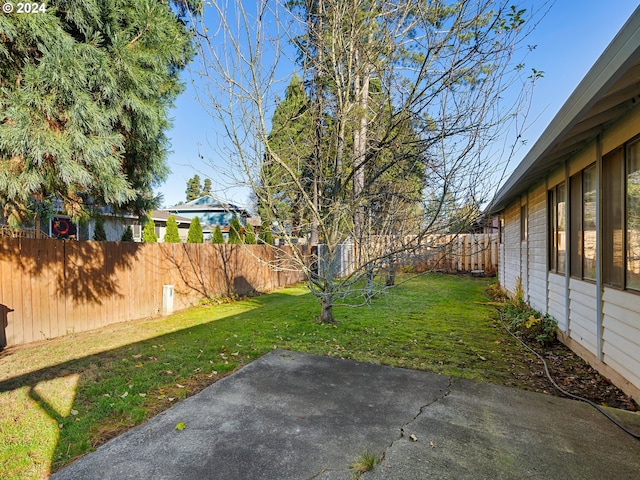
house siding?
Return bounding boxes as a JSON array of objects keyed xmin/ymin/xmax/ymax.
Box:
[
  {"xmin": 547, "ymin": 273, "xmax": 566, "ymax": 331},
  {"xmin": 498, "ymin": 107, "xmax": 640, "ymax": 401},
  {"xmin": 527, "ymin": 184, "xmax": 547, "ymax": 313},
  {"xmin": 602, "ymin": 288, "xmax": 640, "ymax": 392},
  {"xmin": 502, "ymin": 203, "xmax": 521, "ymax": 294}
]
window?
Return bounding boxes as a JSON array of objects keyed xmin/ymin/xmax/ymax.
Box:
[
  {"xmin": 570, "ymin": 173, "xmax": 582, "ymax": 278},
  {"xmin": 549, "ymin": 183, "xmax": 566, "ymax": 274},
  {"xmin": 627, "ymin": 139, "xmax": 640, "ymax": 289},
  {"xmin": 499, "ymin": 217, "xmax": 505, "ymax": 244},
  {"xmin": 583, "ymin": 165, "xmax": 597, "ymax": 279},
  {"xmin": 603, "ymin": 148, "xmax": 624, "ymax": 288},
  {"xmin": 569, "ymin": 164, "xmax": 596, "ymax": 280},
  {"xmin": 520, "ymin": 205, "xmax": 528, "ymax": 242}
]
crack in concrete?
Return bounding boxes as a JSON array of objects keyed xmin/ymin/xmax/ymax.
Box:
[
  {"xmin": 399, "ymin": 376, "xmax": 453, "ymax": 440},
  {"xmin": 364, "ymin": 376, "xmax": 454, "ymax": 477}
]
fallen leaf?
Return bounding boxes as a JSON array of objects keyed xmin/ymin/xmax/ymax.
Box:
[
  {"xmin": 430, "ymin": 441, "xmax": 435, "ymax": 448},
  {"xmin": 120, "ymin": 391, "xmax": 128, "ymax": 398},
  {"xmin": 176, "ymin": 383, "xmax": 185, "ymax": 389},
  {"xmin": 70, "ymin": 409, "xmax": 78, "ymax": 416},
  {"xmin": 175, "ymin": 422, "xmax": 186, "ymax": 431}
]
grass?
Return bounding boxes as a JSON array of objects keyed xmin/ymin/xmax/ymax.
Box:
[
  {"xmin": 350, "ymin": 450, "xmax": 378, "ymax": 478},
  {"xmin": 0, "ymin": 273, "xmax": 536, "ymax": 479}
]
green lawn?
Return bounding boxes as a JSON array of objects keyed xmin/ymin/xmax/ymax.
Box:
[{"xmin": 0, "ymin": 274, "xmax": 532, "ymax": 479}]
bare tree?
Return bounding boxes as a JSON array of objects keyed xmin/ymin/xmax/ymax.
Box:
[{"xmin": 188, "ymin": 0, "xmax": 546, "ymax": 322}]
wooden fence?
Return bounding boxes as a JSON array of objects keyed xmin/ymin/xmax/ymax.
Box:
[
  {"xmin": 0, "ymin": 238, "xmax": 307, "ymax": 347},
  {"xmin": 406, "ymin": 234, "xmax": 499, "ymax": 274}
]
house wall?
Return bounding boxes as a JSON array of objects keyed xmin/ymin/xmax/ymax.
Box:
[
  {"xmin": 498, "ymin": 106, "xmax": 640, "ymax": 402},
  {"xmin": 526, "ymin": 184, "xmax": 548, "ymax": 313},
  {"xmin": 502, "ymin": 202, "xmax": 521, "ymax": 295}
]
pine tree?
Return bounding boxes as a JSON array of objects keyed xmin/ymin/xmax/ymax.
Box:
[
  {"xmin": 164, "ymin": 215, "xmax": 181, "ymax": 243},
  {"xmin": 185, "ymin": 174, "xmax": 202, "ymax": 202},
  {"xmin": 259, "ymin": 75, "xmax": 314, "ymax": 237},
  {"xmin": 244, "ymin": 225, "xmax": 257, "ymax": 244},
  {"xmin": 121, "ymin": 226, "xmax": 134, "ymax": 242},
  {"xmin": 258, "ymin": 223, "xmax": 273, "ymax": 245},
  {"xmin": 187, "ymin": 217, "xmax": 203, "ymax": 243},
  {"xmin": 202, "ymin": 178, "xmax": 212, "ymax": 196},
  {"xmin": 211, "ymin": 225, "xmax": 225, "ymax": 244},
  {"xmin": 228, "ymin": 217, "xmax": 243, "ymax": 244},
  {"xmin": 142, "ymin": 215, "xmax": 158, "ymax": 243},
  {"xmin": 93, "ymin": 217, "xmax": 107, "ymax": 241},
  {"xmin": 0, "ymin": 1, "xmax": 199, "ymax": 225}
]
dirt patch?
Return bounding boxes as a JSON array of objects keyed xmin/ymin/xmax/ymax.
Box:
[{"xmin": 509, "ymin": 338, "xmax": 637, "ymax": 412}]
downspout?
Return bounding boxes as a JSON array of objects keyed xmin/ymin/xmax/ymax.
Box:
[
  {"xmin": 564, "ymin": 162, "xmax": 570, "ymax": 336},
  {"xmin": 595, "ymin": 135, "xmax": 603, "ymax": 361}
]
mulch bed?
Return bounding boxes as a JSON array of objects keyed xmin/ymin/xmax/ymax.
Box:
[{"xmin": 515, "ymin": 340, "xmax": 637, "ymax": 411}]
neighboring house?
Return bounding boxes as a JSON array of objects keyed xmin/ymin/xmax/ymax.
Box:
[
  {"xmin": 488, "ymin": 8, "xmax": 640, "ymax": 402},
  {"xmin": 48, "ymin": 208, "xmax": 194, "ymax": 242},
  {"xmin": 147, "ymin": 210, "xmax": 191, "ymax": 242},
  {"xmin": 163, "ymin": 195, "xmax": 251, "ymax": 241}
]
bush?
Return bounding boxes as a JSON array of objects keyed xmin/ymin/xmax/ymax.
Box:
[
  {"xmin": 187, "ymin": 216, "xmax": 203, "ymax": 243},
  {"xmin": 93, "ymin": 216, "xmax": 107, "ymax": 241},
  {"xmin": 228, "ymin": 217, "xmax": 243, "ymax": 244},
  {"xmin": 211, "ymin": 225, "xmax": 225, "ymax": 244},
  {"xmin": 487, "ymin": 278, "xmax": 558, "ymax": 347},
  {"xmin": 121, "ymin": 226, "xmax": 134, "ymax": 242},
  {"xmin": 142, "ymin": 215, "xmax": 158, "ymax": 242},
  {"xmin": 258, "ymin": 223, "xmax": 273, "ymax": 245},
  {"xmin": 502, "ymin": 302, "xmax": 558, "ymax": 347},
  {"xmin": 244, "ymin": 225, "xmax": 257, "ymax": 244},
  {"xmin": 164, "ymin": 215, "xmax": 181, "ymax": 243}
]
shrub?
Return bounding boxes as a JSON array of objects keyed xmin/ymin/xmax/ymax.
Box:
[
  {"xmin": 93, "ymin": 216, "xmax": 107, "ymax": 241},
  {"xmin": 258, "ymin": 223, "xmax": 273, "ymax": 245},
  {"xmin": 142, "ymin": 215, "xmax": 158, "ymax": 242},
  {"xmin": 164, "ymin": 215, "xmax": 181, "ymax": 243},
  {"xmin": 121, "ymin": 226, "xmax": 134, "ymax": 242},
  {"xmin": 244, "ymin": 225, "xmax": 257, "ymax": 244},
  {"xmin": 211, "ymin": 225, "xmax": 225, "ymax": 244},
  {"xmin": 502, "ymin": 303, "xmax": 558, "ymax": 347},
  {"xmin": 228, "ymin": 217, "xmax": 243, "ymax": 244},
  {"xmin": 187, "ymin": 216, "xmax": 203, "ymax": 243}
]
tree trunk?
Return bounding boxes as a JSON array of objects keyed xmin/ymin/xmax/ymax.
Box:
[{"xmin": 319, "ymin": 291, "xmax": 336, "ymax": 323}]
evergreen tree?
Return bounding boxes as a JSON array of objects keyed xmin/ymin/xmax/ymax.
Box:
[
  {"xmin": 228, "ymin": 217, "xmax": 243, "ymax": 244},
  {"xmin": 142, "ymin": 215, "xmax": 158, "ymax": 243},
  {"xmin": 244, "ymin": 225, "xmax": 257, "ymax": 244},
  {"xmin": 211, "ymin": 225, "xmax": 225, "ymax": 244},
  {"xmin": 185, "ymin": 174, "xmax": 202, "ymax": 201},
  {"xmin": 121, "ymin": 226, "xmax": 134, "ymax": 242},
  {"xmin": 258, "ymin": 223, "xmax": 273, "ymax": 245},
  {"xmin": 187, "ymin": 216, "xmax": 203, "ymax": 243},
  {"xmin": 202, "ymin": 178, "xmax": 212, "ymax": 196},
  {"xmin": 0, "ymin": 1, "xmax": 199, "ymax": 226},
  {"xmin": 93, "ymin": 216, "xmax": 107, "ymax": 241},
  {"xmin": 259, "ymin": 75, "xmax": 314, "ymax": 237},
  {"xmin": 164, "ymin": 215, "xmax": 181, "ymax": 243}
]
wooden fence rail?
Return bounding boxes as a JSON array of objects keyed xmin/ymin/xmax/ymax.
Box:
[{"xmin": 0, "ymin": 239, "xmax": 307, "ymax": 348}]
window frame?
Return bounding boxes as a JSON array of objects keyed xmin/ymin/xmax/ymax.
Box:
[{"xmin": 548, "ymin": 182, "xmax": 566, "ymax": 275}]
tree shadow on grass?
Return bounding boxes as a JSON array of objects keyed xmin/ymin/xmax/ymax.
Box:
[{"xmin": 0, "ymin": 289, "xmax": 310, "ymax": 478}]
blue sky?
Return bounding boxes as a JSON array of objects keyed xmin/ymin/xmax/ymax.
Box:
[{"xmin": 157, "ymin": 0, "xmax": 639, "ymax": 210}]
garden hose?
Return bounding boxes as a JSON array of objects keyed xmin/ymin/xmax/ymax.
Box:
[{"xmin": 495, "ymin": 308, "xmax": 640, "ymax": 440}]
